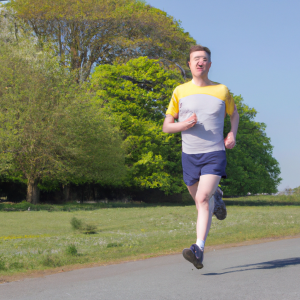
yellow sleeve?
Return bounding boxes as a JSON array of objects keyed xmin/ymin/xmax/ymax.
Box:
[
  {"xmin": 166, "ymin": 88, "xmax": 179, "ymax": 117},
  {"xmin": 225, "ymin": 88, "xmax": 235, "ymax": 116}
]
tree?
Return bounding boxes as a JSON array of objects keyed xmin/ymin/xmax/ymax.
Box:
[
  {"xmin": 90, "ymin": 58, "xmax": 281, "ymax": 196},
  {"xmin": 0, "ymin": 35, "xmax": 125, "ymax": 204},
  {"xmin": 90, "ymin": 57, "xmax": 186, "ymax": 194},
  {"xmin": 222, "ymin": 95, "xmax": 282, "ymax": 195},
  {"xmin": 9, "ymin": 0, "xmax": 195, "ymax": 82}
]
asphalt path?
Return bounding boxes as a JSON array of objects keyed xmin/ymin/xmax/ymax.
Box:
[{"xmin": 1, "ymin": 238, "xmax": 300, "ymax": 300}]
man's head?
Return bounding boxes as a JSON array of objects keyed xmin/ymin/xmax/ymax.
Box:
[{"xmin": 188, "ymin": 45, "xmax": 211, "ymax": 78}]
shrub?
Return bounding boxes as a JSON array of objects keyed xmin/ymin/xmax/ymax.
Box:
[
  {"xmin": 70, "ymin": 217, "xmax": 98, "ymax": 234},
  {"xmin": 70, "ymin": 217, "xmax": 83, "ymax": 230},
  {"xmin": 83, "ymin": 223, "xmax": 97, "ymax": 234},
  {"xmin": 65, "ymin": 244, "xmax": 78, "ymax": 256}
]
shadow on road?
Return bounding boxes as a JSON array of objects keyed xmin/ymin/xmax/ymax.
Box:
[{"xmin": 203, "ymin": 257, "xmax": 300, "ymax": 276}]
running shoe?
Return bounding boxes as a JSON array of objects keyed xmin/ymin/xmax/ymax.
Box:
[
  {"xmin": 213, "ymin": 187, "xmax": 227, "ymax": 220},
  {"xmin": 182, "ymin": 244, "xmax": 204, "ymax": 269}
]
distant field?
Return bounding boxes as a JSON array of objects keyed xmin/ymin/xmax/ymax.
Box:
[{"xmin": 0, "ymin": 195, "xmax": 300, "ymax": 277}]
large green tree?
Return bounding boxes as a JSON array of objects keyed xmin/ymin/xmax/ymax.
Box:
[
  {"xmin": 0, "ymin": 32, "xmax": 125, "ymax": 204},
  {"xmin": 223, "ymin": 95, "xmax": 281, "ymax": 195},
  {"xmin": 8, "ymin": 0, "xmax": 195, "ymax": 82},
  {"xmin": 90, "ymin": 57, "xmax": 281, "ymax": 196},
  {"xmin": 90, "ymin": 57, "xmax": 185, "ymax": 194}
]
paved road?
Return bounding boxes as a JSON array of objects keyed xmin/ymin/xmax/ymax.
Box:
[{"xmin": 1, "ymin": 238, "xmax": 300, "ymax": 300}]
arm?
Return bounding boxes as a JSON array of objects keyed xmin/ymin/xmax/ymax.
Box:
[
  {"xmin": 162, "ymin": 113, "xmax": 197, "ymax": 133},
  {"xmin": 224, "ymin": 105, "xmax": 239, "ymax": 149}
]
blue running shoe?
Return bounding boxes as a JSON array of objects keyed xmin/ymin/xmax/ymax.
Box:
[
  {"xmin": 213, "ymin": 187, "xmax": 227, "ymax": 220},
  {"xmin": 182, "ymin": 244, "xmax": 204, "ymax": 269}
]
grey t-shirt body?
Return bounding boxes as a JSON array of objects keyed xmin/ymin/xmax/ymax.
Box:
[
  {"xmin": 179, "ymin": 93, "xmax": 226, "ymax": 154},
  {"xmin": 166, "ymin": 81, "xmax": 235, "ymax": 155}
]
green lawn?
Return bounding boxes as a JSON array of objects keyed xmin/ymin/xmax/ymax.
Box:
[{"xmin": 1, "ymin": 195, "xmax": 300, "ymax": 276}]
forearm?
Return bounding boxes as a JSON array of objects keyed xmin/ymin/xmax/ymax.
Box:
[
  {"xmin": 162, "ymin": 113, "xmax": 197, "ymax": 133},
  {"xmin": 230, "ymin": 110, "xmax": 239, "ymax": 137},
  {"xmin": 162, "ymin": 121, "xmax": 188, "ymax": 133}
]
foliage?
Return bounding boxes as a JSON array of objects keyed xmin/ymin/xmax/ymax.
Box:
[
  {"xmin": 65, "ymin": 244, "xmax": 78, "ymax": 256},
  {"xmin": 293, "ymin": 186, "xmax": 300, "ymax": 195},
  {"xmin": 90, "ymin": 57, "xmax": 186, "ymax": 194},
  {"xmin": 70, "ymin": 217, "xmax": 97, "ymax": 234},
  {"xmin": 0, "ymin": 25, "xmax": 126, "ymax": 204},
  {"xmin": 0, "ymin": 2, "xmax": 281, "ymax": 198},
  {"xmin": 9, "ymin": 0, "xmax": 195, "ymax": 82},
  {"xmin": 90, "ymin": 57, "xmax": 281, "ymax": 196},
  {"xmin": 223, "ymin": 95, "xmax": 282, "ymax": 195},
  {"xmin": 70, "ymin": 217, "xmax": 83, "ymax": 230}
]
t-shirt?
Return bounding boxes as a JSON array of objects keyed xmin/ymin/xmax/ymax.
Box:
[{"xmin": 166, "ymin": 80, "xmax": 235, "ymax": 154}]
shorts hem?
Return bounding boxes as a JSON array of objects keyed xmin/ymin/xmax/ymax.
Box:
[
  {"xmin": 184, "ymin": 173, "xmax": 226, "ymax": 187},
  {"xmin": 182, "ymin": 151, "xmax": 227, "ymax": 186}
]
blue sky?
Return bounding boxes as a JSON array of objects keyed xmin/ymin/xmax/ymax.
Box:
[{"xmin": 147, "ymin": 0, "xmax": 300, "ymax": 191}]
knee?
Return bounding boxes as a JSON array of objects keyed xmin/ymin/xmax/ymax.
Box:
[{"xmin": 195, "ymin": 193, "xmax": 210, "ymax": 209}]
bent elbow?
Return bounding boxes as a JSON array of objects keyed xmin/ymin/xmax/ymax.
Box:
[{"xmin": 162, "ymin": 126, "xmax": 169, "ymax": 133}]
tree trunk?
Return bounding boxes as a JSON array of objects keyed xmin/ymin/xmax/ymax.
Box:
[
  {"xmin": 27, "ymin": 179, "xmax": 40, "ymax": 204},
  {"xmin": 63, "ymin": 184, "xmax": 71, "ymax": 202}
]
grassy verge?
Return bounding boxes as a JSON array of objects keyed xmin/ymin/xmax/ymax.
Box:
[
  {"xmin": 0, "ymin": 195, "xmax": 300, "ymax": 277},
  {"xmin": 0, "ymin": 200, "xmax": 149, "ymax": 212}
]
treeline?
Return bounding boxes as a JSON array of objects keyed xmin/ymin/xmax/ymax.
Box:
[{"xmin": 0, "ymin": 0, "xmax": 281, "ymax": 203}]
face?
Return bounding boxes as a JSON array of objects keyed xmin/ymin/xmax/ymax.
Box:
[{"xmin": 188, "ymin": 51, "xmax": 211, "ymax": 78}]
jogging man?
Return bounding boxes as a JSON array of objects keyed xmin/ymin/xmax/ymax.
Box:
[{"xmin": 162, "ymin": 45, "xmax": 239, "ymax": 269}]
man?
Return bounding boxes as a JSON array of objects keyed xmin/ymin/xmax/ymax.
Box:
[{"xmin": 162, "ymin": 45, "xmax": 239, "ymax": 269}]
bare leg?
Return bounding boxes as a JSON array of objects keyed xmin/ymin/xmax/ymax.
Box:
[
  {"xmin": 187, "ymin": 175, "xmax": 220, "ymax": 241},
  {"xmin": 205, "ymin": 196, "xmax": 215, "ymax": 241}
]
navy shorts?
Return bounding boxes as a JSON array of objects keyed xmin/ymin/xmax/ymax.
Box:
[{"xmin": 182, "ymin": 150, "xmax": 227, "ymax": 186}]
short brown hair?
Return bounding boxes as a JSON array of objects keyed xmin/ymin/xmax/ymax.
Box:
[{"xmin": 189, "ymin": 45, "xmax": 211, "ymax": 61}]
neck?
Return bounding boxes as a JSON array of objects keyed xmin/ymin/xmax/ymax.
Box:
[{"xmin": 192, "ymin": 75, "xmax": 211, "ymax": 87}]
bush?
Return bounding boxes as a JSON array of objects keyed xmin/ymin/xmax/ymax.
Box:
[
  {"xmin": 65, "ymin": 244, "xmax": 77, "ymax": 256},
  {"xmin": 70, "ymin": 217, "xmax": 97, "ymax": 234},
  {"xmin": 83, "ymin": 223, "xmax": 97, "ymax": 234},
  {"xmin": 70, "ymin": 217, "xmax": 83, "ymax": 230}
]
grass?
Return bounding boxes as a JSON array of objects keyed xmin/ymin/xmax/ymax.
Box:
[
  {"xmin": 0, "ymin": 200, "xmax": 149, "ymax": 212},
  {"xmin": 0, "ymin": 194, "xmax": 300, "ymax": 277}
]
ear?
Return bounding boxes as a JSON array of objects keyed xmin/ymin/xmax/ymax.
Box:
[{"xmin": 188, "ymin": 61, "xmax": 191, "ymax": 69}]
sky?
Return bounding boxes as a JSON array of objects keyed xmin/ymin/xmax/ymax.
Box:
[{"xmin": 147, "ymin": 0, "xmax": 300, "ymax": 191}]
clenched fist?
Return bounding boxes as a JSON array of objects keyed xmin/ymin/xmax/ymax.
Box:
[
  {"xmin": 224, "ymin": 132, "xmax": 236, "ymax": 149},
  {"xmin": 185, "ymin": 113, "xmax": 197, "ymax": 129}
]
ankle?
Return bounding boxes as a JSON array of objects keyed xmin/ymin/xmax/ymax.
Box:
[{"xmin": 196, "ymin": 239, "xmax": 205, "ymax": 251}]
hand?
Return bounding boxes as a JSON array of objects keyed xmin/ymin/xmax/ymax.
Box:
[
  {"xmin": 224, "ymin": 132, "xmax": 236, "ymax": 149},
  {"xmin": 162, "ymin": 113, "xmax": 197, "ymax": 133},
  {"xmin": 183, "ymin": 113, "xmax": 197, "ymax": 130}
]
